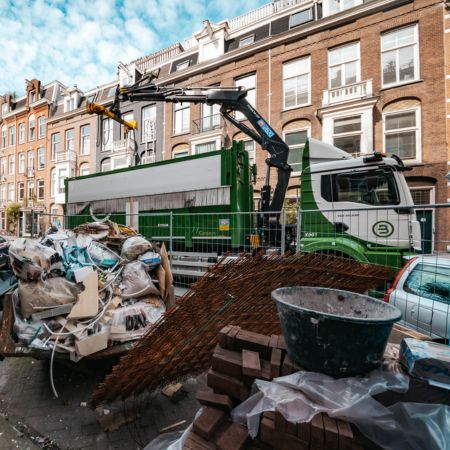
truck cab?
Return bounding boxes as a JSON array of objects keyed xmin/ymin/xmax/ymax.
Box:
[{"xmin": 299, "ymin": 138, "xmax": 421, "ymax": 268}]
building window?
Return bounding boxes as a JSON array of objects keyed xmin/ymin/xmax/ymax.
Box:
[
  {"xmin": 173, "ymin": 102, "xmax": 190, "ymax": 135},
  {"xmin": 51, "ymin": 169, "xmax": 56, "ymax": 197},
  {"xmin": 102, "ymin": 118, "xmax": 113, "ymax": 150},
  {"xmin": 176, "ymin": 60, "xmax": 190, "ymax": 71},
  {"xmin": 202, "ymin": 39, "xmax": 221, "ymax": 61},
  {"xmin": 235, "ymin": 73, "xmax": 256, "ymax": 120},
  {"xmin": 101, "ymin": 158, "xmax": 111, "ymax": 172},
  {"xmin": 195, "ymin": 141, "xmax": 217, "ymax": 154},
  {"xmin": 29, "ymin": 90, "xmax": 36, "ymax": 103},
  {"xmin": 244, "ymin": 140, "xmax": 256, "ymax": 166},
  {"xmin": 18, "ymin": 153, "xmax": 25, "ymax": 173},
  {"xmin": 384, "ymin": 109, "xmax": 419, "ymax": 160},
  {"xmin": 80, "ymin": 125, "xmax": 90, "ymax": 155},
  {"xmin": 28, "ymin": 151, "xmax": 35, "ymax": 172},
  {"xmin": 29, "ymin": 115, "xmax": 36, "ymax": 141},
  {"xmin": 381, "ymin": 24, "xmax": 419, "ymax": 87},
  {"xmin": 9, "ymin": 126, "xmax": 15, "ymax": 147},
  {"xmin": 51, "ymin": 133, "xmax": 60, "ymax": 160},
  {"xmin": 323, "ymin": 0, "xmax": 363, "ymax": 16},
  {"xmin": 18, "ymin": 182, "xmax": 24, "ymax": 202},
  {"xmin": 64, "ymin": 97, "xmax": 75, "ymax": 113},
  {"xmin": 290, "ymin": 8, "xmax": 313, "ymax": 28},
  {"xmin": 38, "ymin": 147, "xmax": 45, "ymax": 169},
  {"xmin": 18, "ymin": 123, "xmax": 25, "ymax": 144},
  {"xmin": 173, "ymin": 149, "xmax": 189, "ymax": 159},
  {"xmin": 38, "ymin": 117, "xmax": 45, "ymax": 139},
  {"xmin": 1, "ymin": 126, "xmax": 6, "ymax": 148},
  {"xmin": 333, "ymin": 115, "xmax": 362, "ymax": 155},
  {"xmin": 27, "ymin": 181, "xmax": 34, "ymax": 203},
  {"xmin": 37, "ymin": 180, "xmax": 44, "ymax": 200},
  {"xmin": 284, "ymin": 130, "xmax": 308, "ymax": 173},
  {"xmin": 58, "ymin": 167, "xmax": 67, "ymax": 194},
  {"xmin": 283, "ymin": 57, "xmax": 310, "ymax": 109},
  {"xmin": 65, "ymin": 129, "xmax": 74, "ymax": 151},
  {"xmin": 107, "ymin": 86, "xmax": 117, "ymax": 98},
  {"xmin": 1, "ymin": 157, "xmax": 6, "ymax": 177},
  {"xmin": 8, "ymin": 155, "xmax": 14, "ymax": 175},
  {"xmin": 1, "ymin": 103, "xmax": 8, "ymax": 115},
  {"xmin": 239, "ymin": 35, "xmax": 255, "ymax": 48},
  {"xmin": 120, "ymin": 112, "xmax": 134, "ymax": 140},
  {"xmin": 8, "ymin": 183, "xmax": 14, "ymax": 202},
  {"xmin": 79, "ymin": 164, "xmax": 90, "ymax": 176},
  {"xmin": 86, "ymin": 93, "xmax": 96, "ymax": 103},
  {"xmin": 0, "ymin": 185, "xmax": 6, "ymax": 206},
  {"xmin": 142, "ymin": 105, "xmax": 156, "ymax": 142},
  {"xmin": 329, "ymin": 42, "xmax": 359, "ymax": 88}
]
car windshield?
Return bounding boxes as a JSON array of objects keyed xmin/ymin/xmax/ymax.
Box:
[{"xmin": 404, "ymin": 263, "xmax": 450, "ymax": 304}]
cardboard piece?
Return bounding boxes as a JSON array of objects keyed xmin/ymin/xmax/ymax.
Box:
[
  {"xmin": 74, "ymin": 266, "xmax": 94, "ymax": 283},
  {"xmin": 68, "ymin": 271, "xmax": 99, "ymax": 320},
  {"xmin": 400, "ymin": 338, "xmax": 450, "ymax": 388},
  {"xmin": 75, "ymin": 329, "xmax": 109, "ymax": 356}
]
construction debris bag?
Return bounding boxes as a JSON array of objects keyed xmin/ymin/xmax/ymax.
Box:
[
  {"xmin": 87, "ymin": 242, "xmax": 119, "ymax": 268},
  {"xmin": 138, "ymin": 251, "xmax": 161, "ymax": 269},
  {"xmin": 9, "ymin": 238, "xmax": 62, "ymax": 281},
  {"xmin": 121, "ymin": 236, "xmax": 152, "ymax": 261},
  {"xmin": 18, "ymin": 277, "xmax": 82, "ymax": 319},
  {"xmin": 120, "ymin": 261, "xmax": 160, "ymax": 299}
]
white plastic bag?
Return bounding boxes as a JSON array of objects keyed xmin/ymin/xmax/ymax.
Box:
[
  {"xmin": 138, "ymin": 251, "xmax": 161, "ymax": 269},
  {"xmin": 121, "ymin": 236, "xmax": 152, "ymax": 261},
  {"xmin": 120, "ymin": 261, "xmax": 160, "ymax": 299}
]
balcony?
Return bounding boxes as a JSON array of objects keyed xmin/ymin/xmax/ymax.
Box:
[
  {"xmin": 141, "ymin": 153, "xmax": 156, "ymax": 165},
  {"xmin": 322, "ymin": 80, "xmax": 373, "ymax": 107},
  {"xmin": 56, "ymin": 150, "xmax": 77, "ymax": 163},
  {"xmin": 192, "ymin": 114, "xmax": 223, "ymax": 135},
  {"xmin": 112, "ymin": 138, "xmax": 136, "ymax": 155}
]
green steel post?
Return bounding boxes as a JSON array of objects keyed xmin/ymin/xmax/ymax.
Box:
[
  {"xmin": 296, "ymin": 207, "xmax": 302, "ymax": 254},
  {"xmin": 281, "ymin": 208, "xmax": 286, "ymax": 256}
]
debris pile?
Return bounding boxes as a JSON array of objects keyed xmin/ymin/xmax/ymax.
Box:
[{"xmin": 7, "ymin": 221, "xmax": 173, "ymax": 361}]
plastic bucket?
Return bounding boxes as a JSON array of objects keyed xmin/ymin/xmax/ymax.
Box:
[{"xmin": 272, "ymin": 286, "xmax": 402, "ymax": 377}]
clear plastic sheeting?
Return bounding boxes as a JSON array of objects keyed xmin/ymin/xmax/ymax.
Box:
[
  {"xmin": 232, "ymin": 370, "xmax": 449, "ymax": 450},
  {"xmin": 121, "ymin": 236, "xmax": 152, "ymax": 261}
]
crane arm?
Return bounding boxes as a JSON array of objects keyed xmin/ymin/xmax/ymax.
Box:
[{"xmin": 88, "ymin": 79, "xmax": 291, "ymax": 213}]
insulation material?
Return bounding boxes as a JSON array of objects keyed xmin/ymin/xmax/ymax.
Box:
[{"xmin": 91, "ymin": 253, "xmax": 395, "ymax": 406}]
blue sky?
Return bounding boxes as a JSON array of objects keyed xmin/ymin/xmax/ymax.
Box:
[{"xmin": 0, "ymin": 0, "xmax": 268, "ymax": 95}]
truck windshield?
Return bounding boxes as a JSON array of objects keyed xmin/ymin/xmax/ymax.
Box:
[{"xmin": 322, "ymin": 169, "xmax": 400, "ymax": 205}]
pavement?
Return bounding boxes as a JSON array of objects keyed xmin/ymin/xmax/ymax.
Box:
[{"xmin": 0, "ymin": 356, "xmax": 206, "ymax": 449}]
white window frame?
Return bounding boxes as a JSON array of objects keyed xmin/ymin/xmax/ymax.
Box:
[
  {"xmin": 8, "ymin": 183, "xmax": 14, "ymax": 202},
  {"xmin": 142, "ymin": 105, "xmax": 156, "ymax": 143},
  {"xmin": 9, "ymin": 126, "xmax": 15, "ymax": 147},
  {"xmin": 28, "ymin": 151, "xmax": 35, "ymax": 172},
  {"xmin": 38, "ymin": 116, "xmax": 45, "ymax": 139},
  {"xmin": 323, "ymin": 0, "xmax": 363, "ymax": 17},
  {"xmin": 102, "ymin": 118, "xmax": 113, "ymax": 151},
  {"xmin": 100, "ymin": 158, "xmax": 111, "ymax": 172},
  {"xmin": 172, "ymin": 149, "xmax": 189, "ymax": 159},
  {"xmin": 243, "ymin": 139, "xmax": 256, "ymax": 166},
  {"xmin": 65, "ymin": 129, "xmax": 74, "ymax": 152},
  {"xmin": 79, "ymin": 164, "xmax": 90, "ymax": 176},
  {"xmin": 8, "ymin": 155, "xmax": 14, "ymax": 175},
  {"xmin": 80, "ymin": 124, "xmax": 90, "ymax": 155},
  {"xmin": 176, "ymin": 60, "xmax": 190, "ymax": 71},
  {"xmin": 18, "ymin": 182, "xmax": 24, "ymax": 202},
  {"xmin": 193, "ymin": 140, "xmax": 218, "ymax": 155},
  {"xmin": 328, "ymin": 41, "xmax": 360, "ymax": 89},
  {"xmin": 18, "ymin": 123, "xmax": 25, "ymax": 144},
  {"xmin": 27, "ymin": 180, "xmax": 34, "ymax": 203},
  {"xmin": 332, "ymin": 115, "xmax": 363, "ymax": 156},
  {"xmin": 1, "ymin": 126, "xmax": 6, "ymax": 148},
  {"xmin": 0, "ymin": 157, "xmax": 6, "ymax": 177},
  {"xmin": 37, "ymin": 179, "xmax": 45, "ymax": 201},
  {"xmin": 235, "ymin": 73, "xmax": 256, "ymax": 120},
  {"xmin": 283, "ymin": 127, "xmax": 310, "ymax": 175},
  {"xmin": 173, "ymin": 102, "xmax": 190, "ymax": 135},
  {"xmin": 120, "ymin": 112, "xmax": 134, "ymax": 140},
  {"xmin": 381, "ymin": 24, "xmax": 419, "ymax": 89},
  {"xmin": 283, "ymin": 56, "xmax": 311, "ymax": 110},
  {"xmin": 239, "ymin": 35, "xmax": 255, "ymax": 48},
  {"xmin": 382, "ymin": 107, "xmax": 421, "ymax": 163},
  {"xmin": 38, "ymin": 147, "xmax": 45, "ymax": 170},
  {"xmin": 289, "ymin": 8, "xmax": 313, "ymax": 28},
  {"xmin": 28, "ymin": 115, "xmax": 36, "ymax": 142},
  {"xmin": 18, "ymin": 153, "xmax": 25, "ymax": 174}
]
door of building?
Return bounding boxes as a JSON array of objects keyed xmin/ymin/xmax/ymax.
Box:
[{"xmin": 410, "ymin": 188, "xmax": 434, "ymax": 254}]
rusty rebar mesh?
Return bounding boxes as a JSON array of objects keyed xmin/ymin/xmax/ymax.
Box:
[{"xmin": 91, "ymin": 253, "xmax": 395, "ymax": 406}]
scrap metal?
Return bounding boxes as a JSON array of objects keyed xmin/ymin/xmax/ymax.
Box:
[{"xmin": 91, "ymin": 252, "xmax": 395, "ymax": 406}]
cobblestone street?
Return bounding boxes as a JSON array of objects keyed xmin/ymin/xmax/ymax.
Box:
[{"xmin": 0, "ymin": 357, "xmax": 205, "ymax": 449}]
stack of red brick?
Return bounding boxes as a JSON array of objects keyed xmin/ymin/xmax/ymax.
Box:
[{"xmin": 184, "ymin": 326, "xmax": 367, "ymax": 450}]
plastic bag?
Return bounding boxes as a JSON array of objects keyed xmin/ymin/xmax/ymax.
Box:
[
  {"xmin": 18, "ymin": 277, "xmax": 81, "ymax": 319},
  {"xmin": 13, "ymin": 314, "xmax": 46, "ymax": 344},
  {"xmin": 87, "ymin": 241, "xmax": 119, "ymax": 268},
  {"xmin": 120, "ymin": 261, "xmax": 160, "ymax": 299},
  {"xmin": 9, "ymin": 238, "xmax": 62, "ymax": 280},
  {"xmin": 138, "ymin": 251, "xmax": 161, "ymax": 269},
  {"xmin": 121, "ymin": 236, "xmax": 152, "ymax": 261},
  {"xmin": 232, "ymin": 369, "xmax": 449, "ymax": 450}
]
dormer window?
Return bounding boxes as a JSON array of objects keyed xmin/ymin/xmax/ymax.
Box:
[
  {"xmin": 203, "ymin": 39, "xmax": 221, "ymax": 60},
  {"xmin": 176, "ymin": 60, "xmax": 190, "ymax": 71},
  {"xmin": 108, "ymin": 87, "xmax": 117, "ymax": 98},
  {"xmin": 1, "ymin": 103, "xmax": 8, "ymax": 115},
  {"xmin": 29, "ymin": 90, "xmax": 36, "ymax": 103},
  {"xmin": 323, "ymin": 0, "xmax": 363, "ymax": 17},
  {"xmin": 239, "ymin": 35, "xmax": 255, "ymax": 48},
  {"xmin": 86, "ymin": 94, "xmax": 96, "ymax": 103},
  {"xmin": 29, "ymin": 115, "xmax": 36, "ymax": 141},
  {"xmin": 65, "ymin": 97, "xmax": 75, "ymax": 113},
  {"xmin": 290, "ymin": 8, "xmax": 313, "ymax": 28}
]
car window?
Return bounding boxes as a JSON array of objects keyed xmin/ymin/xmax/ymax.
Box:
[{"xmin": 404, "ymin": 263, "xmax": 450, "ymax": 304}]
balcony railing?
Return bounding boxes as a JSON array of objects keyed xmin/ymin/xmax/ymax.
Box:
[
  {"xmin": 192, "ymin": 114, "xmax": 222, "ymax": 134},
  {"xmin": 56, "ymin": 150, "xmax": 77, "ymax": 163},
  {"xmin": 112, "ymin": 138, "xmax": 136, "ymax": 153},
  {"xmin": 322, "ymin": 80, "xmax": 373, "ymax": 106},
  {"xmin": 141, "ymin": 153, "xmax": 156, "ymax": 165}
]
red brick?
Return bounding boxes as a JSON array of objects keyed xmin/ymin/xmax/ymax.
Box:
[
  {"xmin": 207, "ymin": 369, "xmax": 249, "ymax": 401},
  {"xmin": 323, "ymin": 415, "xmax": 339, "ymax": 450},
  {"xmin": 235, "ymin": 330, "xmax": 271, "ymax": 359},
  {"xmin": 226, "ymin": 325, "xmax": 241, "ymax": 350},
  {"xmin": 215, "ymin": 422, "xmax": 250, "ymax": 450},
  {"xmin": 195, "ymin": 390, "xmax": 234, "ymax": 412},
  {"xmin": 184, "ymin": 431, "xmax": 216, "ymax": 450},
  {"xmin": 270, "ymin": 348, "xmax": 282, "ymax": 378},
  {"xmin": 311, "ymin": 413, "xmax": 325, "ymax": 449},
  {"xmin": 336, "ymin": 419, "xmax": 354, "ymax": 450},
  {"xmin": 297, "ymin": 420, "xmax": 311, "ymax": 444},
  {"xmin": 218, "ymin": 325, "xmax": 232, "ymax": 348},
  {"xmin": 212, "ymin": 345, "xmax": 243, "ymax": 378},
  {"xmin": 242, "ymin": 350, "xmax": 262, "ymax": 378},
  {"xmin": 193, "ymin": 406, "xmax": 226, "ymax": 440}
]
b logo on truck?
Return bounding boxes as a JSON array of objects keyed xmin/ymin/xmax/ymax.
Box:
[{"xmin": 372, "ymin": 221, "xmax": 394, "ymax": 238}]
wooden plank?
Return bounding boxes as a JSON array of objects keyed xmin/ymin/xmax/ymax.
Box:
[
  {"xmin": 297, "ymin": 420, "xmax": 311, "ymax": 444},
  {"xmin": 336, "ymin": 419, "xmax": 354, "ymax": 450},
  {"xmin": 323, "ymin": 415, "xmax": 339, "ymax": 450},
  {"xmin": 311, "ymin": 413, "xmax": 325, "ymax": 449}
]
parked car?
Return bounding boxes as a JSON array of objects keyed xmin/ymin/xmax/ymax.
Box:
[{"xmin": 384, "ymin": 255, "xmax": 450, "ymax": 339}]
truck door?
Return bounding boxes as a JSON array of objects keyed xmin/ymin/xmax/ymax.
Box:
[{"xmin": 320, "ymin": 167, "xmax": 411, "ymax": 249}]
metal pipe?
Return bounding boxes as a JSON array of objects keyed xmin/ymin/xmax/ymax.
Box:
[{"xmin": 86, "ymin": 103, "xmax": 138, "ymax": 131}]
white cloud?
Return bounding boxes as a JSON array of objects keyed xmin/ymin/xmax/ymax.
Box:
[{"xmin": 0, "ymin": 0, "xmax": 268, "ymax": 94}]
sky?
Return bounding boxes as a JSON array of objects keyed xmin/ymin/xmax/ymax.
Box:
[{"xmin": 0, "ymin": 0, "xmax": 268, "ymax": 95}]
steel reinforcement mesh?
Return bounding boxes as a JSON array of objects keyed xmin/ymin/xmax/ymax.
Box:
[{"xmin": 91, "ymin": 253, "xmax": 395, "ymax": 406}]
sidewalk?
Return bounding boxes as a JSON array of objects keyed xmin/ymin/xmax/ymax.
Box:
[{"xmin": 0, "ymin": 415, "xmax": 41, "ymax": 450}]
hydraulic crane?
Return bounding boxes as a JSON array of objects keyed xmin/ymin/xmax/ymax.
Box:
[{"xmin": 87, "ymin": 73, "xmax": 292, "ymax": 221}]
